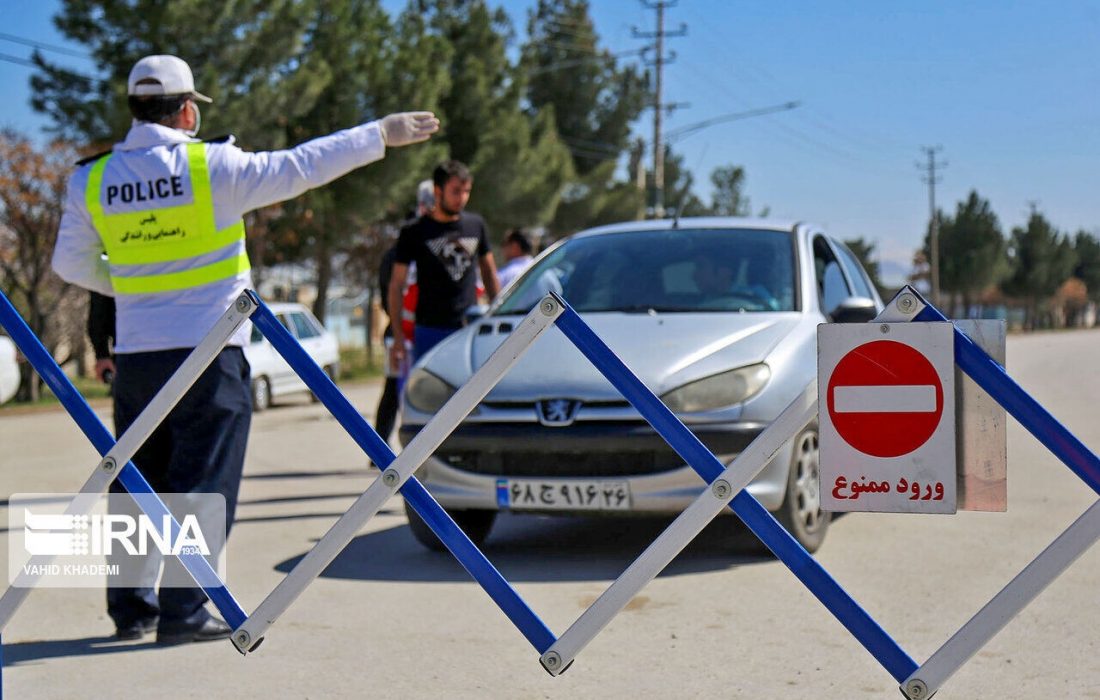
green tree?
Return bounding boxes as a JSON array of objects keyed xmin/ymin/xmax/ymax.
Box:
[
  {"xmin": 657, "ymin": 147, "xmax": 707, "ymax": 216},
  {"xmin": 937, "ymin": 191, "xmax": 1007, "ymax": 317},
  {"xmin": 470, "ymin": 107, "xmax": 574, "ymax": 235},
  {"xmin": 32, "ymin": 0, "xmax": 324, "ymax": 149},
  {"xmin": 521, "ymin": 0, "xmax": 647, "ymax": 177},
  {"xmin": 636, "ymin": 151, "xmax": 759, "ymax": 221},
  {"xmin": 420, "ymin": 0, "xmax": 573, "ymax": 241},
  {"xmin": 1073, "ymin": 230, "xmax": 1100, "ymax": 311},
  {"xmin": 519, "ymin": 0, "xmax": 648, "ymax": 236},
  {"xmin": 549, "ymin": 159, "xmax": 645, "ymax": 237},
  {"xmin": 709, "ymin": 165, "xmax": 751, "ymax": 217},
  {"xmin": 278, "ymin": 0, "xmax": 449, "ymax": 320},
  {"xmin": 421, "ymin": 0, "xmax": 515, "ymax": 166},
  {"xmin": 843, "ymin": 238, "xmax": 887, "ymax": 298},
  {"xmin": 1002, "ymin": 210, "xmax": 1077, "ymax": 329}
]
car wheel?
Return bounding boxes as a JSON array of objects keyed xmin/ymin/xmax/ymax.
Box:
[
  {"xmin": 775, "ymin": 425, "xmax": 831, "ymax": 553},
  {"xmin": 251, "ymin": 376, "xmax": 271, "ymax": 412},
  {"xmin": 403, "ymin": 499, "xmax": 496, "ymax": 552},
  {"xmin": 310, "ymin": 364, "xmax": 336, "ymax": 403}
]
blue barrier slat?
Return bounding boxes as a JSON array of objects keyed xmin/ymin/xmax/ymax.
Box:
[
  {"xmin": 112, "ymin": 472, "xmax": 245, "ymax": 629},
  {"xmin": 729, "ymin": 492, "xmax": 918, "ymax": 681},
  {"xmin": 0, "ymin": 294, "xmax": 114, "ymax": 456},
  {"xmin": 553, "ymin": 302, "xmax": 919, "ymax": 682},
  {"xmin": 0, "ymin": 292, "xmax": 247, "ymax": 630},
  {"xmin": 914, "ymin": 305, "xmax": 1100, "ymax": 495},
  {"xmin": 249, "ymin": 297, "xmax": 557, "ymax": 653}
]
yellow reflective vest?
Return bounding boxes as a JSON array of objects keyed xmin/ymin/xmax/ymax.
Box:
[{"xmin": 85, "ymin": 142, "xmax": 250, "ymax": 295}]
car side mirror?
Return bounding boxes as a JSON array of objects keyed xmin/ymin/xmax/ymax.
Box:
[{"xmin": 829, "ymin": 296, "xmax": 878, "ymax": 323}]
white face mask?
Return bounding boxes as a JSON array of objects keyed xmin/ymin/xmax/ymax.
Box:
[{"xmin": 183, "ymin": 101, "xmax": 201, "ymax": 138}]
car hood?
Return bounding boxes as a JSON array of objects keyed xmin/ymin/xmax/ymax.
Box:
[{"xmin": 421, "ymin": 312, "xmax": 801, "ymax": 401}]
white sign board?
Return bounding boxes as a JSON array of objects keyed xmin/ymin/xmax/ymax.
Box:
[{"xmin": 818, "ymin": 322, "xmax": 957, "ymax": 513}]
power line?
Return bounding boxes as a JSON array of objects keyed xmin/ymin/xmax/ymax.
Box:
[
  {"xmin": 0, "ymin": 31, "xmax": 90, "ymax": 59},
  {"xmin": 674, "ymin": 56, "xmax": 864, "ymax": 164},
  {"xmin": 676, "ymin": 3, "xmax": 913, "ymax": 158},
  {"xmin": 665, "ymin": 101, "xmax": 800, "ymax": 143},
  {"xmin": 0, "ymin": 51, "xmax": 36, "ymax": 68},
  {"xmin": 0, "ymin": 50, "xmax": 93, "ymax": 81}
]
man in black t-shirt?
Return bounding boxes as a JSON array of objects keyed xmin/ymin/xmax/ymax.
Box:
[{"xmin": 388, "ymin": 160, "xmax": 500, "ymax": 371}]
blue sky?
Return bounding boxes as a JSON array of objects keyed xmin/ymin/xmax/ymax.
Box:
[{"xmin": 4, "ymin": 2, "xmax": 1099, "ymax": 283}]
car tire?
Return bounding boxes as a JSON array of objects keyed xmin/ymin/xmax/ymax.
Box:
[
  {"xmin": 774, "ymin": 425, "xmax": 830, "ymax": 553},
  {"xmin": 310, "ymin": 364, "xmax": 337, "ymax": 403},
  {"xmin": 403, "ymin": 499, "xmax": 496, "ymax": 552},
  {"xmin": 251, "ymin": 376, "xmax": 272, "ymax": 412}
]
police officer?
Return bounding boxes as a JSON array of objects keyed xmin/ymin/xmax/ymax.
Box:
[{"xmin": 52, "ymin": 54, "xmax": 439, "ymax": 645}]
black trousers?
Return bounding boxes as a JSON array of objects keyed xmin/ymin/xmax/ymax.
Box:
[
  {"xmin": 106, "ymin": 347, "xmax": 251, "ymax": 631},
  {"xmin": 374, "ymin": 376, "xmax": 400, "ymax": 444}
]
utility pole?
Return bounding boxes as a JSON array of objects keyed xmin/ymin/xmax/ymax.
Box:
[
  {"xmin": 634, "ymin": 1, "xmax": 687, "ymax": 218},
  {"xmin": 917, "ymin": 146, "xmax": 946, "ymax": 305}
]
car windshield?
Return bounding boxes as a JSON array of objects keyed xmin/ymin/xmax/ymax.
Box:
[{"xmin": 495, "ymin": 227, "xmax": 797, "ymax": 315}]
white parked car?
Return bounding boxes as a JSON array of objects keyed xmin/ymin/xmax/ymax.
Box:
[
  {"xmin": 0, "ymin": 335, "xmax": 19, "ymax": 405},
  {"xmin": 244, "ymin": 303, "xmax": 339, "ymax": 411}
]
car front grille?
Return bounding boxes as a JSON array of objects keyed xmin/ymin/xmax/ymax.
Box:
[{"xmin": 437, "ymin": 450, "xmax": 686, "ymax": 478}]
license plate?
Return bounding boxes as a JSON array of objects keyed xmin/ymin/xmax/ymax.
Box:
[{"xmin": 499, "ymin": 479, "xmax": 631, "ymax": 511}]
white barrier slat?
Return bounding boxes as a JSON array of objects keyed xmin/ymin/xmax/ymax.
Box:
[
  {"xmin": 541, "ymin": 380, "xmax": 818, "ymax": 673},
  {"xmin": 901, "ymin": 499, "xmax": 1100, "ymax": 699}
]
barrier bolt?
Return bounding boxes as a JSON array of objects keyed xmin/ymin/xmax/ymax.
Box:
[
  {"xmin": 543, "ymin": 651, "xmax": 562, "ymax": 670},
  {"xmin": 711, "ymin": 479, "xmax": 732, "ymax": 500},
  {"xmin": 381, "ymin": 469, "xmax": 400, "ymax": 488},
  {"xmin": 99, "ymin": 457, "xmax": 117, "ymax": 474},
  {"xmin": 540, "ymin": 299, "xmax": 558, "ymax": 317},
  {"xmin": 235, "ymin": 295, "xmax": 251, "ymax": 313},
  {"xmin": 896, "ymin": 293, "xmax": 916, "ymax": 314},
  {"xmin": 905, "ymin": 678, "xmax": 928, "ymax": 699},
  {"xmin": 880, "ymin": 323, "xmax": 890, "ymax": 334},
  {"xmin": 234, "ymin": 630, "xmax": 251, "ymax": 649}
]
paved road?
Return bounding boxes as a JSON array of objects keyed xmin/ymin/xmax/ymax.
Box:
[{"xmin": 2, "ymin": 329, "xmax": 1099, "ymax": 698}]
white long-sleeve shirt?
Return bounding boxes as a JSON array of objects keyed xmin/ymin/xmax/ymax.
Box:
[
  {"xmin": 496, "ymin": 254, "xmax": 534, "ymax": 290},
  {"xmin": 53, "ymin": 121, "xmax": 386, "ymax": 352}
]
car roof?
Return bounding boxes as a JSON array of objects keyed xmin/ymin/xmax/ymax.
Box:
[
  {"xmin": 264, "ymin": 301, "xmax": 312, "ymax": 314},
  {"xmin": 570, "ymin": 217, "xmax": 823, "ymax": 240}
]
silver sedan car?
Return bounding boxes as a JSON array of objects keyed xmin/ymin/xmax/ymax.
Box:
[{"xmin": 399, "ymin": 218, "xmax": 882, "ymax": 553}]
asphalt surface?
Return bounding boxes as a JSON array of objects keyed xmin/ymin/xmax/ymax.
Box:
[{"xmin": 1, "ymin": 328, "xmax": 1099, "ymax": 698}]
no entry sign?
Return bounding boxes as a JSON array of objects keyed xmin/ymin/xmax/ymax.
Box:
[
  {"xmin": 818, "ymin": 322, "xmax": 957, "ymax": 514},
  {"xmin": 828, "ymin": 340, "xmax": 943, "ymax": 458}
]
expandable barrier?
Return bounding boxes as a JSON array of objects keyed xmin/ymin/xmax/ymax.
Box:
[
  {"xmin": 1, "ymin": 285, "xmax": 1097, "ymax": 698},
  {"xmin": 539, "ymin": 286, "xmax": 1100, "ymax": 698},
  {"xmin": 0, "ymin": 290, "xmax": 254, "ymax": 699}
]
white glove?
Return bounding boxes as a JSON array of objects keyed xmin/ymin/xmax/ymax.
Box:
[{"xmin": 380, "ymin": 111, "xmax": 440, "ymax": 147}]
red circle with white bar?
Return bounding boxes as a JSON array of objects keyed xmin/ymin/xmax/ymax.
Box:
[{"xmin": 826, "ymin": 339, "xmax": 944, "ymax": 458}]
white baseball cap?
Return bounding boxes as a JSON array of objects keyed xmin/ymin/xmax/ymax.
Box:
[{"xmin": 127, "ymin": 55, "xmax": 212, "ymax": 103}]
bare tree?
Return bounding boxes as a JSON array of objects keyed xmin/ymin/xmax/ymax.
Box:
[{"xmin": 0, "ymin": 130, "xmax": 87, "ymax": 401}]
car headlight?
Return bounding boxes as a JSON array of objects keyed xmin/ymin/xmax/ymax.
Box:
[
  {"xmin": 661, "ymin": 363, "xmax": 771, "ymax": 413},
  {"xmin": 405, "ymin": 368, "xmax": 457, "ymax": 413}
]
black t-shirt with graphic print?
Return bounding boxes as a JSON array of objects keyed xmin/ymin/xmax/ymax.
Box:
[{"xmin": 395, "ymin": 212, "xmax": 491, "ymax": 328}]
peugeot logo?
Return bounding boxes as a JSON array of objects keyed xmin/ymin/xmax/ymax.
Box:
[{"xmin": 536, "ymin": 399, "xmax": 581, "ymax": 427}]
